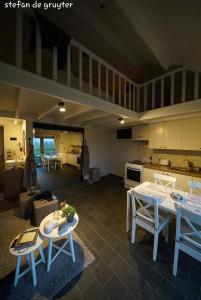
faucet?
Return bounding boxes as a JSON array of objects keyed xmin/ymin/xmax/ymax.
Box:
[{"xmin": 183, "ymin": 159, "xmax": 193, "ymax": 171}]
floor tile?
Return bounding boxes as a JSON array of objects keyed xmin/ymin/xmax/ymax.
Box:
[{"xmin": 103, "ymin": 275, "xmax": 128, "ymax": 300}]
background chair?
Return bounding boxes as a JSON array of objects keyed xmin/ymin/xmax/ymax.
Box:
[
  {"xmin": 131, "ymin": 190, "xmax": 170, "ymax": 261},
  {"xmin": 188, "ymin": 180, "xmax": 201, "ymax": 195},
  {"xmin": 173, "ymin": 205, "xmax": 201, "ymax": 276},
  {"xmin": 154, "ymin": 173, "xmax": 176, "ymax": 188},
  {"xmin": 41, "ymin": 154, "xmax": 49, "ymax": 170}
]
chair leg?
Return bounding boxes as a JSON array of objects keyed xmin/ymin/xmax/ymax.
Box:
[
  {"xmin": 173, "ymin": 243, "xmax": 179, "ymax": 276},
  {"xmin": 153, "ymin": 232, "xmax": 159, "ymax": 261},
  {"xmin": 165, "ymin": 225, "xmax": 169, "ymax": 243},
  {"xmin": 131, "ymin": 218, "xmax": 136, "ymax": 244},
  {"xmin": 126, "ymin": 195, "xmax": 130, "ymax": 232}
]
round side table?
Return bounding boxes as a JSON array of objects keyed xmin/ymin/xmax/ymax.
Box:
[
  {"xmin": 9, "ymin": 228, "xmax": 45, "ymax": 287},
  {"xmin": 39, "ymin": 211, "xmax": 79, "ymax": 272}
]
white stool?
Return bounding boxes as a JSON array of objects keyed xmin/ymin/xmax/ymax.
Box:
[
  {"xmin": 39, "ymin": 211, "xmax": 79, "ymax": 272},
  {"xmin": 9, "ymin": 228, "xmax": 45, "ymax": 287}
]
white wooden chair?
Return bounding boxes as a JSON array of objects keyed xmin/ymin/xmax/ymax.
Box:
[
  {"xmin": 41, "ymin": 154, "xmax": 48, "ymax": 169},
  {"xmin": 173, "ymin": 204, "xmax": 201, "ymax": 276},
  {"xmin": 131, "ymin": 190, "xmax": 170, "ymax": 261},
  {"xmin": 154, "ymin": 173, "xmax": 176, "ymax": 188},
  {"xmin": 188, "ymin": 180, "xmax": 201, "ymax": 195}
]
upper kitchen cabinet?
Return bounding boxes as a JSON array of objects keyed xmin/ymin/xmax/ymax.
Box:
[
  {"xmin": 149, "ymin": 120, "xmax": 182, "ymax": 149},
  {"xmin": 181, "ymin": 118, "xmax": 201, "ymax": 150},
  {"xmin": 132, "ymin": 125, "xmax": 149, "ymax": 140},
  {"xmin": 148, "ymin": 122, "xmax": 164, "ymax": 149},
  {"xmin": 163, "ymin": 120, "xmax": 182, "ymax": 150}
]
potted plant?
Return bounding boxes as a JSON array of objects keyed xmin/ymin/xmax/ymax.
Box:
[{"xmin": 62, "ymin": 205, "xmax": 76, "ymax": 223}]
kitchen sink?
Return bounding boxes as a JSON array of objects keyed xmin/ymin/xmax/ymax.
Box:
[{"xmin": 170, "ymin": 167, "xmax": 189, "ymax": 172}]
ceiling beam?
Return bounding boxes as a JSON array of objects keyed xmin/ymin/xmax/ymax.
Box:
[
  {"xmin": 37, "ymin": 104, "xmax": 58, "ymax": 120},
  {"xmin": 68, "ymin": 110, "xmax": 110, "ymax": 124},
  {"xmin": 63, "ymin": 107, "xmax": 92, "ymax": 120},
  {"xmin": 82, "ymin": 114, "xmax": 118, "ymax": 126}
]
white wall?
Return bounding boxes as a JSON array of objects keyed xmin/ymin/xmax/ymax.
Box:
[
  {"xmin": 109, "ymin": 129, "xmax": 138, "ymax": 177},
  {"xmin": 85, "ymin": 127, "xmax": 110, "ymax": 177},
  {"xmin": 2, "ymin": 121, "xmax": 25, "ymax": 161}
]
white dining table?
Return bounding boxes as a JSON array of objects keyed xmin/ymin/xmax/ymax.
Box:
[
  {"xmin": 44, "ymin": 154, "xmax": 63, "ymax": 171},
  {"xmin": 126, "ymin": 181, "xmax": 201, "ymax": 231}
]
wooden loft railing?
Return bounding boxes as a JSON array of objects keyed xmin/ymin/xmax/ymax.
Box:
[
  {"xmin": 137, "ymin": 66, "xmax": 201, "ymax": 112},
  {"xmin": 0, "ymin": 9, "xmax": 200, "ymax": 113}
]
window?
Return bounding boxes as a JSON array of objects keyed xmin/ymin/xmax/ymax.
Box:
[
  {"xmin": 43, "ymin": 138, "xmax": 56, "ymax": 155},
  {"xmin": 33, "ymin": 137, "xmax": 41, "ymax": 157}
]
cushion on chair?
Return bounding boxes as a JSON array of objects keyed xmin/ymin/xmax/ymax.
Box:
[{"xmin": 136, "ymin": 207, "xmax": 170, "ymax": 232}]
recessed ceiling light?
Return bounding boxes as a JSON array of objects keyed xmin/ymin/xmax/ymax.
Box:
[
  {"xmin": 118, "ymin": 117, "xmax": 125, "ymax": 124},
  {"xmin": 58, "ymin": 101, "xmax": 66, "ymax": 112}
]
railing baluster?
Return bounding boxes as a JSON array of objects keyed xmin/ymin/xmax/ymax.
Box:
[
  {"xmin": 16, "ymin": 9, "xmax": 22, "ymax": 68},
  {"xmin": 118, "ymin": 75, "xmax": 121, "ymax": 106},
  {"xmin": 182, "ymin": 68, "xmax": 186, "ymax": 102},
  {"xmin": 67, "ymin": 44, "xmax": 71, "ymax": 86},
  {"xmin": 36, "ymin": 21, "xmax": 41, "ymax": 75},
  {"xmin": 152, "ymin": 81, "xmax": 155, "ymax": 109},
  {"xmin": 124, "ymin": 79, "xmax": 126, "ymax": 108},
  {"xmin": 133, "ymin": 85, "xmax": 136, "ymax": 111},
  {"xmin": 144, "ymin": 84, "xmax": 147, "ymax": 111},
  {"xmin": 129, "ymin": 82, "xmax": 131, "ymax": 109},
  {"xmin": 106, "ymin": 66, "xmax": 108, "ymax": 101},
  {"xmin": 171, "ymin": 73, "xmax": 175, "ymax": 105},
  {"xmin": 89, "ymin": 55, "xmax": 92, "ymax": 95},
  {"xmin": 137, "ymin": 86, "xmax": 140, "ymax": 112},
  {"xmin": 79, "ymin": 48, "xmax": 82, "ymax": 91},
  {"xmin": 98, "ymin": 62, "xmax": 101, "ymax": 98},
  {"xmin": 112, "ymin": 71, "xmax": 115, "ymax": 103},
  {"xmin": 194, "ymin": 70, "xmax": 199, "ymax": 99},
  {"xmin": 161, "ymin": 77, "xmax": 164, "ymax": 107},
  {"xmin": 52, "ymin": 46, "xmax": 57, "ymax": 81}
]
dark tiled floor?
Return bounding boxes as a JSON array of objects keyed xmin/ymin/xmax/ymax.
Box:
[{"xmin": 49, "ymin": 174, "xmax": 201, "ymax": 300}]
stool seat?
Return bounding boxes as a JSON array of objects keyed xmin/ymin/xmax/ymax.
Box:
[{"xmin": 9, "ymin": 228, "xmax": 45, "ymax": 287}]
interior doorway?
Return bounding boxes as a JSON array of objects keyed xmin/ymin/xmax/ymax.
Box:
[{"xmin": 0, "ymin": 126, "xmax": 4, "ymax": 170}]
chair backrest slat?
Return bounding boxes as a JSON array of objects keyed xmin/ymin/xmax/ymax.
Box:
[
  {"xmin": 154, "ymin": 173, "xmax": 176, "ymax": 188},
  {"xmin": 131, "ymin": 190, "xmax": 159, "ymax": 229},
  {"xmin": 176, "ymin": 205, "xmax": 201, "ymax": 249},
  {"xmin": 188, "ymin": 180, "xmax": 201, "ymax": 195}
]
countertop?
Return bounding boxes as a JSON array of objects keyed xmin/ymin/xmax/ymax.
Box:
[{"xmin": 143, "ymin": 163, "xmax": 201, "ymax": 178}]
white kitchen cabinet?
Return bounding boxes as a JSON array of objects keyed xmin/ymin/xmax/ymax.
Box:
[
  {"xmin": 181, "ymin": 118, "xmax": 201, "ymax": 151},
  {"xmin": 149, "ymin": 120, "xmax": 182, "ymax": 149},
  {"xmin": 165, "ymin": 171, "xmax": 191, "ymax": 192},
  {"xmin": 132, "ymin": 125, "xmax": 149, "ymax": 140},
  {"xmin": 142, "ymin": 168, "xmax": 163, "ymax": 182},
  {"xmin": 192, "ymin": 177, "xmax": 201, "ymax": 184},
  {"xmin": 163, "ymin": 120, "xmax": 182, "ymax": 150},
  {"xmin": 143, "ymin": 167, "xmax": 192, "ymax": 191},
  {"xmin": 67, "ymin": 153, "xmax": 79, "ymax": 167},
  {"xmin": 148, "ymin": 123, "xmax": 164, "ymax": 149}
]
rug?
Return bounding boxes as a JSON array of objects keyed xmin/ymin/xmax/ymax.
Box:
[
  {"xmin": 0, "ymin": 210, "xmax": 95, "ymax": 300},
  {"xmin": 0, "ymin": 232, "xmax": 94, "ymax": 300}
]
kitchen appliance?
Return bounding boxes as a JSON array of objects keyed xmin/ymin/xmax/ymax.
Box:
[{"xmin": 125, "ymin": 161, "xmax": 144, "ymax": 188}]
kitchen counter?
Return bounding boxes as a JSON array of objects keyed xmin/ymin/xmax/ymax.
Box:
[{"xmin": 143, "ymin": 163, "xmax": 201, "ymax": 178}]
